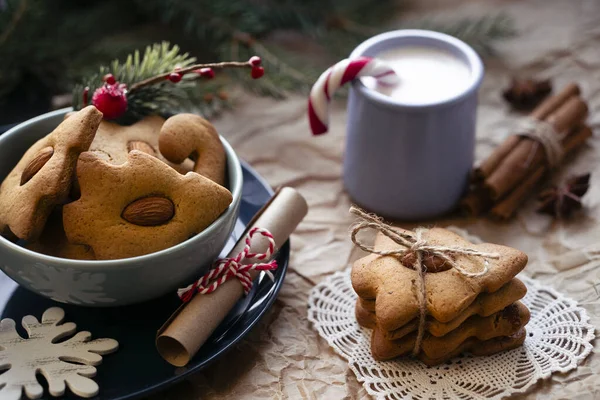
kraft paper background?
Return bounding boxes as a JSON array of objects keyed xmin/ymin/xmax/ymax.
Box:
[{"xmin": 152, "ymin": 1, "xmax": 600, "ymax": 398}]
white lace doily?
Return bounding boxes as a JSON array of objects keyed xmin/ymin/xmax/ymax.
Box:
[{"xmin": 307, "ymin": 269, "xmax": 595, "ymax": 400}]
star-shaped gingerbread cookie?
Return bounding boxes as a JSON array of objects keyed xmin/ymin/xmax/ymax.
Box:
[
  {"xmin": 370, "ymin": 301, "xmax": 530, "ymax": 361},
  {"xmin": 357, "ymin": 278, "xmax": 527, "ymax": 340},
  {"xmin": 0, "ymin": 106, "xmax": 102, "ymax": 240},
  {"xmin": 62, "ymin": 150, "xmax": 233, "ymax": 260},
  {"xmin": 351, "ymin": 228, "xmax": 528, "ymax": 333}
]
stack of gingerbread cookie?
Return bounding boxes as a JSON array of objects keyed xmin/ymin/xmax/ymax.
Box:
[{"xmin": 351, "ymin": 227, "xmax": 530, "ymax": 366}]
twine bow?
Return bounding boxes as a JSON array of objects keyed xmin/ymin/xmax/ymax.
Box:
[
  {"xmin": 350, "ymin": 206, "xmax": 501, "ymax": 355},
  {"xmin": 177, "ymin": 227, "xmax": 278, "ymax": 302},
  {"xmin": 517, "ymin": 117, "xmax": 564, "ymax": 168}
]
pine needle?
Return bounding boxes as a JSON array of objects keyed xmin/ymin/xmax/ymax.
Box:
[
  {"xmin": 72, "ymin": 42, "xmax": 234, "ymax": 121},
  {"xmin": 400, "ymin": 14, "xmax": 517, "ymax": 57}
]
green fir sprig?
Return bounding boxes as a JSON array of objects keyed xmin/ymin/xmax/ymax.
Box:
[
  {"xmin": 2, "ymin": 0, "xmax": 518, "ymax": 124},
  {"xmin": 400, "ymin": 14, "xmax": 517, "ymax": 57},
  {"xmin": 72, "ymin": 42, "xmax": 230, "ymax": 122},
  {"xmin": 0, "ymin": 0, "xmax": 144, "ymax": 103}
]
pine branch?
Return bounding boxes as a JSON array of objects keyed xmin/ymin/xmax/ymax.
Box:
[
  {"xmin": 65, "ymin": 31, "xmax": 158, "ymax": 82},
  {"xmin": 229, "ymin": 40, "xmax": 322, "ymax": 97},
  {"xmin": 260, "ymin": 13, "xmax": 517, "ymax": 96},
  {"xmin": 72, "ymin": 42, "xmax": 196, "ymax": 119},
  {"xmin": 329, "ymin": 0, "xmax": 404, "ymax": 29},
  {"xmin": 2, "ymin": 0, "xmax": 518, "ymax": 121},
  {"xmin": 399, "ymin": 14, "xmax": 516, "ymax": 57},
  {"xmin": 0, "ymin": 0, "xmax": 143, "ymax": 102},
  {"xmin": 72, "ymin": 42, "xmax": 234, "ymax": 122},
  {"xmin": 0, "ymin": 0, "xmax": 27, "ymax": 46},
  {"xmin": 133, "ymin": 0, "xmax": 400, "ymax": 96}
]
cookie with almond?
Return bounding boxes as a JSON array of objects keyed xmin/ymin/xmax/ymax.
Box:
[
  {"xmin": 351, "ymin": 229, "xmax": 528, "ymax": 332},
  {"xmin": 63, "ymin": 150, "xmax": 232, "ymax": 260}
]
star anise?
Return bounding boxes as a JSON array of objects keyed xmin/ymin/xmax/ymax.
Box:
[
  {"xmin": 537, "ymin": 173, "xmax": 591, "ymax": 218},
  {"xmin": 503, "ymin": 78, "xmax": 552, "ymax": 111}
]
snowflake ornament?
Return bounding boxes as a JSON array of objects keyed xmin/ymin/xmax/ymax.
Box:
[{"xmin": 0, "ymin": 307, "xmax": 118, "ymax": 400}]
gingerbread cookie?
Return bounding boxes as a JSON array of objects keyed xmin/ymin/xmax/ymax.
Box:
[
  {"xmin": 351, "ymin": 229, "xmax": 528, "ymax": 332},
  {"xmin": 159, "ymin": 114, "xmax": 227, "ymax": 186},
  {"xmin": 359, "ymin": 277, "xmax": 526, "ymax": 313},
  {"xmin": 0, "ymin": 106, "xmax": 102, "ymax": 240},
  {"xmin": 370, "ymin": 302, "xmax": 530, "ymax": 361},
  {"xmin": 355, "ymin": 300, "xmax": 377, "ymax": 329},
  {"xmin": 357, "ymin": 278, "xmax": 527, "ymax": 340},
  {"xmin": 26, "ymin": 208, "xmax": 95, "ymax": 260},
  {"xmin": 63, "ymin": 150, "xmax": 232, "ymax": 260},
  {"xmin": 86, "ymin": 116, "xmax": 194, "ymax": 173},
  {"xmin": 419, "ymin": 330, "xmax": 527, "ymax": 367}
]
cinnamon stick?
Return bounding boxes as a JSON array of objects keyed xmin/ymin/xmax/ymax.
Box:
[
  {"xmin": 473, "ymin": 83, "xmax": 580, "ymax": 181},
  {"xmin": 460, "ymin": 188, "xmax": 492, "ymax": 217},
  {"xmin": 490, "ymin": 125, "xmax": 592, "ymax": 220},
  {"xmin": 489, "ymin": 169, "xmax": 544, "ymax": 220},
  {"xmin": 530, "ymin": 83, "xmax": 581, "ymax": 120},
  {"xmin": 484, "ymin": 96, "xmax": 588, "ymax": 200}
]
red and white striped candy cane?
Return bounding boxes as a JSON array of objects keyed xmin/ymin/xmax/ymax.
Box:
[{"xmin": 308, "ymin": 56, "xmax": 399, "ymax": 135}]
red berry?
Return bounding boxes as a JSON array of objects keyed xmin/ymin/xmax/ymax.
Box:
[
  {"xmin": 251, "ymin": 66, "xmax": 265, "ymax": 79},
  {"xmin": 249, "ymin": 56, "xmax": 262, "ymax": 67},
  {"xmin": 199, "ymin": 68, "xmax": 215, "ymax": 79},
  {"xmin": 92, "ymin": 84, "xmax": 128, "ymax": 120},
  {"xmin": 168, "ymin": 72, "xmax": 183, "ymax": 83},
  {"xmin": 103, "ymin": 74, "xmax": 116, "ymax": 85}
]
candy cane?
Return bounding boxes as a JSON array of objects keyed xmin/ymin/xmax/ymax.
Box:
[{"xmin": 308, "ymin": 57, "xmax": 399, "ymax": 135}]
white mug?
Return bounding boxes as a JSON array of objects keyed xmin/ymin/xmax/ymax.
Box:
[{"xmin": 344, "ymin": 30, "xmax": 484, "ymax": 220}]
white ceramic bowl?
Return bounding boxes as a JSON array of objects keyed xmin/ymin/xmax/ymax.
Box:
[{"xmin": 0, "ymin": 109, "xmax": 243, "ymax": 306}]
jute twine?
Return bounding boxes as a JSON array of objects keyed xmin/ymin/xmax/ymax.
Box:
[
  {"xmin": 349, "ymin": 206, "xmax": 501, "ymax": 355},
  {"xmin": 517, "ymin": 117, "xmax": 564, "ymax": 168}
]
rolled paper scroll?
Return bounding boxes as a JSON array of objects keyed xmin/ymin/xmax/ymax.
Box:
[{"xmin": 156, "ymin": 186, "xmax": 308, "ymax": 366}]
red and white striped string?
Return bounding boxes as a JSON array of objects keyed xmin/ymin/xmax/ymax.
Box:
[
  {"xmin": 177, "ymin": 227, "xmax": 278, "ymax": 302},
  {"xmin": 308, "ymin": 56, "xmax": 399, "ymax": 135}
]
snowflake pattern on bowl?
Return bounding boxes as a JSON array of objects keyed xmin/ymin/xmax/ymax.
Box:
[
  {"xmin": 4, "ymin": 264, "xmax": 115, "ymax": 305},
  {"xmin": 307, "ymin": 269, "xmax": 595, "ymax": 400}
]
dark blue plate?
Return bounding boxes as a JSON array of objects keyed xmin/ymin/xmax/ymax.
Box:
[{"xmin": 0, "ymin": 161, "xmax": 289, "ymax": 400}]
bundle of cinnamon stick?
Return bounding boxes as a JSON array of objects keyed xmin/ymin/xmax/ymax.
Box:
[{"xmin": 462, "ymin": 83, "xmax": 591, "ymax": 220}]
